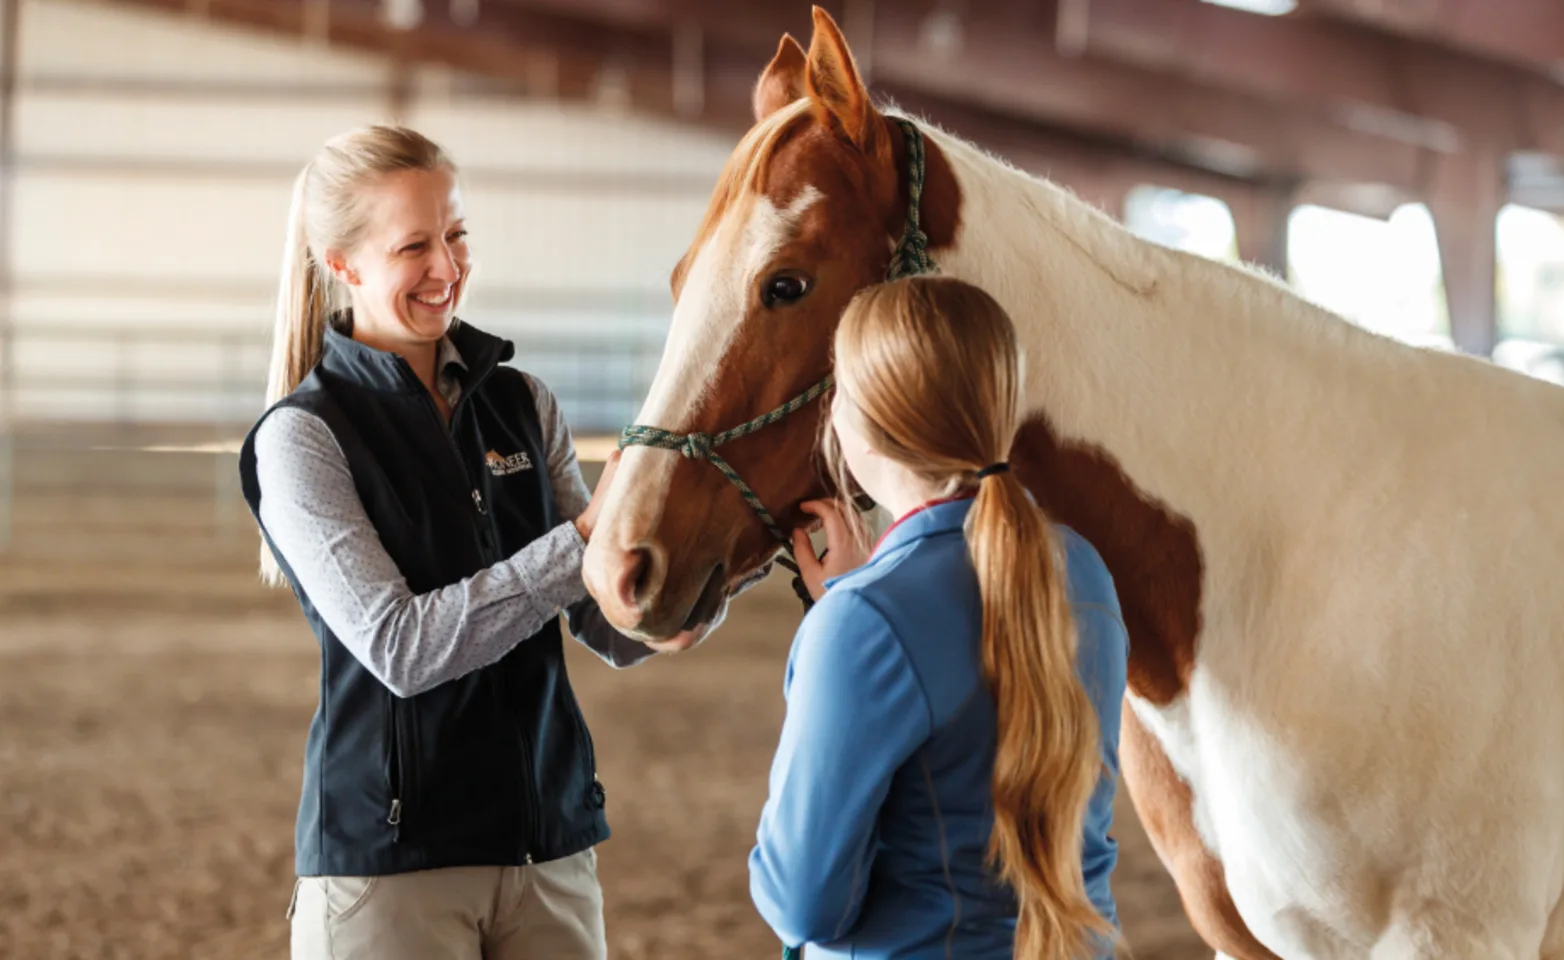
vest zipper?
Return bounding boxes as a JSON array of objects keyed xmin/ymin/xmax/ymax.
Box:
[
  {"xmin": 385, "ymin": 694, "xmax": 406, "ymax": 842},
  {"xmin": 410, "ymin": 365, "xmax": 499, "ymax": 563},
  {"xmin": 404, "ymin": 359, "xmax": 537, "ymax": 861}
]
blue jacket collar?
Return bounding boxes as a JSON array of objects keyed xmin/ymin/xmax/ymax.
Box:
[{"xmin": 824, "ymin": 495, "xmax": 973, "ymax": 589}]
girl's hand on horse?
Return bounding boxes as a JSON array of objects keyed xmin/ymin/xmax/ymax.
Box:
[
  {"xmin": 790, "ymin": 499, "xmax": 869, "ymax": 601},
  {"xmin": 573, "ymin": 449, "xmax": 622, "ymax": 541}
]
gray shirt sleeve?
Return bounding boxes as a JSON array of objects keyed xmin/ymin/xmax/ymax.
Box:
[
  {"xmin": 525, "ymin": 376, "xmax": 781, "ymax": 646},
  {"xmin": 252, "ymin": 376, "xmax": 658, "ymax": 698},
  {"xmin": 521, "ymin": 373, "xmax": 664, "ymax": 669}
]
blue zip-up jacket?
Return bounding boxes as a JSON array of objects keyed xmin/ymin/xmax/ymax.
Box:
[{"xmin": 749, "ymin": 497, "xmax": 1128, "ymax": 959}]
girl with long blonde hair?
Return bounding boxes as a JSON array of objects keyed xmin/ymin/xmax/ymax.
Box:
[{"xmin": 749, "ymin": 275, "xmax": 1128, "ymax": 959}]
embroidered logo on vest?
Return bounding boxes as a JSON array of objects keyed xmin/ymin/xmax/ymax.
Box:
[{"xmin": 485, "ymin": 449, "xmax": 534, "ymax": 476}]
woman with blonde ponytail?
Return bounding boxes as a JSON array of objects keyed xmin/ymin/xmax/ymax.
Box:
[
  {"xmin": 239, "ymin": 125, "xmax": 708, "ymax": 960},
  {"xmin": 749, "ymin": 275, "xmax": 1128, "ymax": 960}
]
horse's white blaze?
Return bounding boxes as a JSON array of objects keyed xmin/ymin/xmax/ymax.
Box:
[
  {"xmin": 583, "ymin": 187, "xmax": 823, "ymax": 611},
  {"xmin": 632, "ymin": 185, "xmax": 824, "ymax": 436},
  {"xmin": 921, "ymin": 114, "xmax": 1564, "ymax": 955}
]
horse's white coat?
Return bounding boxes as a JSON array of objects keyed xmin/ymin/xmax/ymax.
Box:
[{"xmin": 925, "ymin": 119, "xmax": 1564, "ymax": 957}]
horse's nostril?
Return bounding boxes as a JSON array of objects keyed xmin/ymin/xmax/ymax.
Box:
[
  {"xmin": 629, "ymin": 548, "xmax": 653, "ymax": 602},
  {"xmin": 613, "ymin": 547, "xmax": 653, "ymax": 610}
]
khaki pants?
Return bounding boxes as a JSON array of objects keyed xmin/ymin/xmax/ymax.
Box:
[{"xmin": 288, "ymin": 849, "xmax": 605, "ymax": 960}]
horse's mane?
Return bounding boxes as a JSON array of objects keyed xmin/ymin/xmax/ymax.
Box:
[
  {"xmin": 881, "ymin": 103, "xmax": 1167, "ymax": 299},
  {"xmin": 895, "ymin": 105, "xmax": 1433, "ymax": 366}
]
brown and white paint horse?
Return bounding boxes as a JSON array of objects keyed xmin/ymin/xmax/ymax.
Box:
[{"xmin": 582, "ymin": 8, "xmax": 1564, "ymax": 958}]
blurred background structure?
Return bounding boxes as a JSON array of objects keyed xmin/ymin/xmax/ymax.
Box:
[{"xmin": 0, "ymin": 1, "xmax": 1560, "ymax": 957}]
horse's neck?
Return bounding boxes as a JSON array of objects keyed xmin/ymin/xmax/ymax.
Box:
[{"xmin": 931, "ymin": 134, "xmax": 1368, "ymax": 520}]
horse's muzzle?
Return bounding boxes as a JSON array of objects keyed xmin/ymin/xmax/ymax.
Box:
[{"xmin": 583, "ymin": 536, "xmax": 729, "ymax": 640}]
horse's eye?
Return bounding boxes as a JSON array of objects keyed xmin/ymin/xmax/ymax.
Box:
[{"xmin": 762, "ymin": 270, "xmax": 812, "ymax": 308}]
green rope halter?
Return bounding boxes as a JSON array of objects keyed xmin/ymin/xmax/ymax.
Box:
[
  {"xmin": 617, "ymin": 118, "xmax": 937, "ymax": 574},
  {"xmin": 617, "ymin": 376, "xmax": 835, "ymax": 546},
  {"xmin": 886, "ymin": 117, "xmax": 937, "ymax": 280}
]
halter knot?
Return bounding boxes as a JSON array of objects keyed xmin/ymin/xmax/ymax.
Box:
[
  {"xmin": 887, "ymin": 229, "xmax": 932, "ymax": 280},
  {"xmin": 679, "ymin": 432, "xmax": 713, "ymax": 462}
]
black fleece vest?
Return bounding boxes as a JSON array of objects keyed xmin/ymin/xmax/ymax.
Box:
[{"xmin": 238, "ymin": 319, "xmax": 607, "ymax": 877}]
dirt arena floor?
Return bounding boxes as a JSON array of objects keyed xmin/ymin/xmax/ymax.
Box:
[{"xmin": 0, "ymin": 464, "xmax": 1211, "ymax": 960}]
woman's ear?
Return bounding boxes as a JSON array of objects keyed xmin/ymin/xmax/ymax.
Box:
[{"xmin": 324, "ymin": 251, "xmax": 360, "ymax": 286}]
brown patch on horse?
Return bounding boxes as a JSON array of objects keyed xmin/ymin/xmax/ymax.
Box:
[
  {"xmin": 1010, "ymin": 416, "xmax": 1201, "ymax": 705},
  {"xmin": 1121, "ymin": 704, "xmax": 1280, "ymax": 959}
]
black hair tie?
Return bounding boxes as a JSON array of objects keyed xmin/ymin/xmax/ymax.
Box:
[{"xmin": 974, "ymin": 462, "xmax": 1010, "ymax": 480}]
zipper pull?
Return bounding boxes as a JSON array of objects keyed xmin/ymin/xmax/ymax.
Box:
[
  {"xmin": 472, "ymin": 489, "xmax": 486, "ymax": 515},
  {"xmin": 388, "ymin": 798, "xmax": 402, "ymax": 825}
]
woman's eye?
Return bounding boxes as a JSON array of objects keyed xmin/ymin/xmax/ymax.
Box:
[
  {"xmin": 402, "ymin": 242, "xmax": 426, "ymax": 253},
  {"xmin": 448, "ymin": 230, "xmax": 468, "ymax": 242},
  {"xmin": 762, "ymin": 271, "xmax": 812, "ymax": 308}
]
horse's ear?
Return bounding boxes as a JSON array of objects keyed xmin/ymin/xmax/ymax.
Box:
[
  {"xmin": 805, "ymin": 6, "xmax": 878, "ymax": 152},
  {"xmin": 754, "ymin": 33, "xmax": 808, "ymax": 122}
]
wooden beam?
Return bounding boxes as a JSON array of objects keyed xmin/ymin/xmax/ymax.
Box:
[
  {"xmin": 1303, "ymin": 0, "xmax": 1564, "ymax": 78},
  {"xmin": 1428, "ymin": 145, "xmax": 1506, "ymax": 356},
  {"xmin": 11, "ymin": 151, "xmax": 724, "ymax": 194},
  {"xmin": 882, "ymin": 87, "xmax": 1279, "ymax": 209},
  {"xmin": 507, "ymin": 0, "xmax": 1432, "ymax": 189},
  {"xmin": 93, "ymin": 0, "xmax": 1294, "ymax": 216},
  {"xmin": 1229, "ymin": 184, "xmax": 1296, "ymax": 276},
  {"xmin": 103, "ymin": 0, "xmax": 1434, "ymax": 190},
  {"xmin": 0, "ymin": 0, "xmax": 15, "ymax": 548},
  {"xmin": 1080, "ymin": 0, "xmax": 1564, "ymax": 158},
  {"xmin": 112, "ymin": 0, "xmax": 725, "ymax": 117},
  {"xmin": 0, "ymin": 0, "xmax": 15, "ymax": 425}
]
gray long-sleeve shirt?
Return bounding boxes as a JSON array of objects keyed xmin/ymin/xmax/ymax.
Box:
[{"xmin": 252, "ymin": 343, "xmax": 663, "ymax": 698}]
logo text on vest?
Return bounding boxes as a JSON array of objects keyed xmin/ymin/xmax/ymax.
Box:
[{"xmin": 485, "ymin": 450, "xmax": 534, "ymax": 476}]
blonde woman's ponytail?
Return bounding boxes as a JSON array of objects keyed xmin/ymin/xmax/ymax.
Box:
[
  {"xmin": 258, "ymin": 163, "xmax": 331, "ymax": 586},
  {"xmin": 266, "ymin": 162, "xmax": 328, "ymax": 409}
]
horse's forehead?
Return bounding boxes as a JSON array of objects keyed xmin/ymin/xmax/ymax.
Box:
[
  {"xmin": 688, "ymin": 163, "xmax": 829, "ymax": 285},
  {"xmin": 759, "ymin": 126, "xmax": 847, "ymax": 202},
  {"xmin": 718, "ymin": 128, "xmax": 845, "ymax": 242}
]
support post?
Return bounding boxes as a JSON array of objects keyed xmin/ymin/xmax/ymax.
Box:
[
  {"xmin": 0, "ymin": 0, "xmax": 18, "ymax": 551},
  {"xmin": 1428, "ymin": 145, "xmax": 1506, "ymax": 356},
  {"xmin": 1230, "ymin": 183, "xmax": 1297, "ymax": 278}
]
